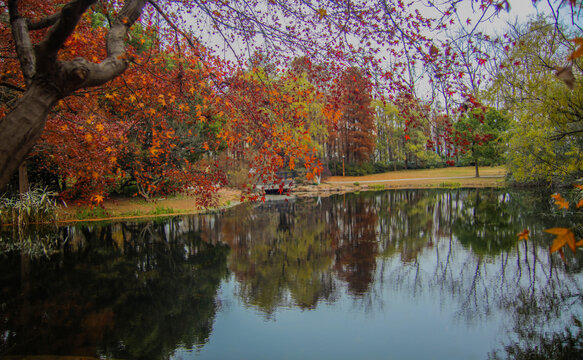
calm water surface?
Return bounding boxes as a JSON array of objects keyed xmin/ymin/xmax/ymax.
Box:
[{"xmin": 1, "ymin": 189, "xmax": 583, "ymax": 359}]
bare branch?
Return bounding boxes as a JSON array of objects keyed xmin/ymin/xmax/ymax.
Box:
[{"xmin": 148, "ymin": 0, "xmax": 203, "ymax": 57}]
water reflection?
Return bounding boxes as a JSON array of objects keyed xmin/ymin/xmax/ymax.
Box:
[
  {"xmin": 0, "ymin": 221, "xmax": 229, "ymax": 359},
  {"xmin": 1, "ymin": 189, "xmax": 582, "ymax": 359}
]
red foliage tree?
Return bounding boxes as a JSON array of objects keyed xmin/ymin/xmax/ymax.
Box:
[{"xmin": 329, "ymin": 67, "xmax": 375, "ymax": 164}]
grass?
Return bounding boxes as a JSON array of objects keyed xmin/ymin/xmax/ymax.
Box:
[
  {"xmin": 149, "ymin": 206, "xmax": 176, "ymax": 215},
  {"xmin": 75, "ymin": 206, "xmax": 109, "ymax": 220},
  {"xmin": 438, "ymin": 182, "xmax": 462, "ymax": 189}
]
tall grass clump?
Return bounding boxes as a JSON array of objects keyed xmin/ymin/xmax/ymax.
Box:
[{"xmin": 0, "ymin": 187, "xmax": 58, "ymax": 227}]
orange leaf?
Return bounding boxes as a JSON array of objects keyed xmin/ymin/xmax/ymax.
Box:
[
  {"xmin": 568, "ymin": 38, "xmax": 583, "ymax": 60},
  {"xmin": 576, "ymin": 239, "xmax": 583, "ymax": 247},
  {"xmin": 545, "ymin": 227, "xmax": 576, "ymax": 253},
  {"xmin": 577, "ymin": 199, "xmax": 583, "ymax": 208},
  {"xmin": 573, "ymin": 184, "xmax": 583, "ymax": 190},
  {"xmin": 551, "ymin": 193, "xmax": 569, "ymax": 209},
  {"xmin": 517, "ymin": 229, "xmax": 529, "ymax": 241},
  {"xmin": 91, "ymin": 194, "xmax": 104, "ymax": 204}
]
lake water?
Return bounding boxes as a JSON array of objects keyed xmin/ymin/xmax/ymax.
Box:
[{"xmin": 1, "ymin": 189, "xmax": 583, "ymax": 359}]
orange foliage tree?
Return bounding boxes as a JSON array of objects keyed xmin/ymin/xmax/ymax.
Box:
[{"xmin": 2, "ymin": 0, "xmax": 513, "ymax": 194}]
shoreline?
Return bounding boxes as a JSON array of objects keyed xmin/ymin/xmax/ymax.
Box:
[{"xmin": 50, "ymin": 166, "xmax": 506, "ymax": 224}]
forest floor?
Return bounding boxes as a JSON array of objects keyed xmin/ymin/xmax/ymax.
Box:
[{"xmin": 57, "ymin": 166, "xmax": 506, "ymax": 223}]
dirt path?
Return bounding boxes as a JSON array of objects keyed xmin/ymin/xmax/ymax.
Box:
[{"xmin": 58, "ymin": 166, "xmax": 506, "ymax": 222}]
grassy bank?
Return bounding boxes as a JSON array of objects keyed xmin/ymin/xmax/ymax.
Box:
[{"xmin": 55, "ymin": 166, "xmax": 506, "ymax": 222}]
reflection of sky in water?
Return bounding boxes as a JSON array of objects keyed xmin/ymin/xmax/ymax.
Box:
[{"xmin": 175, "ymin": 264, "xmax": 502, "ymax": 360}]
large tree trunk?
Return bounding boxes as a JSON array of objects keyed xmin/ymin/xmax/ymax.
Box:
[{"xmin": 0, "ymin": 83, "xmax": 60, "ymax": 191}]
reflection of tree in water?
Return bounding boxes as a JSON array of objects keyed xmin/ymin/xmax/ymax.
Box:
[
  {"xmin": 490, "ymin": 317, "xmax": 583, "ymax": 359},
  {"xmin": 331, "ymin": 193, "xmax": 379, "ymax": 296},
  {"xmin": 0, "ymin": 219, "xmax": 229, "ymax": 359},
  {"xmin": 369, "ymin": 189, "xmax": 583, "ymax": 358},
  {"xmin": 3, "ymin": 189, "xmax": 582, "ymax": 358},
  {"xmin": 214, "ymin": 199, "xmax": 338, "ymax": 314},
  {"xmin": 453, "ymin": 189, "xmax": 521, "ymax": 256}
]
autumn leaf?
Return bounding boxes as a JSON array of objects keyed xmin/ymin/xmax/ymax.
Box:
[
  {"xmin": 568, "ymin": 38, "xmax": 583, "ymax": 61},
  {"xmin": 551, "ymin": 193, "xmax": 569, "ymax": 209},
  {"xmin": 317, "ymin": 8, "xmax": 327, "ymax": 20},
  {"xmin": 517, "ymin": 229, "xmax": 529, "ymax": 241},
  {"xmin": 91, "ymin": 194, "xmax": 104, "ymax": 204},
  {"xmin": 545, "ymin": 227, "xmax": 576, "ymax": 253},
  {"xmin": 574, "ymin": 184, "xmax": 583, "ymax": 190}
]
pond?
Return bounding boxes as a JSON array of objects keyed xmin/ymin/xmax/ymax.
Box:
[{"xmin": 1, "ymin": 189, "xmax": 583, "ymax": 359}]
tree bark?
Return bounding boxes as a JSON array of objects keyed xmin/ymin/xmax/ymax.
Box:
[
  {"xmin": 19, "ymin": 162, "xmax": 29, "ymax": 195},
  {"xmin": 0, "ymin": 83, "xmax": 60, "ymax": 191}
]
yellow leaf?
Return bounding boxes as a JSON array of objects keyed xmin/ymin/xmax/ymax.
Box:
[
  {"xmin": 545, "ymin": 227, "xmax": 576, "ymax": 253},
  {"xmin": 85, "ymin": 133, "xmax": 94, "ymax": 143},
  {"xmin": 96, "ymin": 123, "xmax": 104, "ymax": 132}
]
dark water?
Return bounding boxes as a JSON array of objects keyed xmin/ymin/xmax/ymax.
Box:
[{"xmin": 1, "ymin": 189, "xmax": 583, "ymax": 360}]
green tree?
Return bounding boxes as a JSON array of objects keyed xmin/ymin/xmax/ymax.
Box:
[
  {"xmin": 485, "ymin": 17, "xmax": 583, "ymax": 184},
  {"xmin": 454, "ymin": 108, "xmax": 509, "ymax": 177}
]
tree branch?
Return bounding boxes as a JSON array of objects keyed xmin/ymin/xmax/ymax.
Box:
[
  {"xmin": 148, "ymin": 0, "xmax": 202, "ymax": 57},
  {"xmin": 0, "ymin": 81, "xmax": 25, "ymax": 92},
  {"xmin": 70, "ymin": 0, "xmax": 147, "ymax": 90},
  {"xmin": 8, "ymin": 0, "xmax": 36, "ymax": 85},
  {"xmin": 36, "ymin": 0, "xmax": 96, "ymax": 60},
  {"xmin": 27, "ymin": 13, "xmax": 61, "ymax": 30}
]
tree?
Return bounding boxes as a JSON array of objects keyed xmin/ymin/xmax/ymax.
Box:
[
  {"xmin": 0, "ymin": 0, "xmax": 147, "ymax": 190},
  {"xmin": 485, "ymin": 16, "xmax": 583, "ymax": 184},
  {"xmin": 2, "ymin": 0, "xmax": 516, "ymax": 192},
  {"xmin": 453, "ymin": 107, "xmax": 509, "ymax": 177},
  {"xmin": 329, "ymin": 67, "xmax": 375, "ymax": 164}
]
